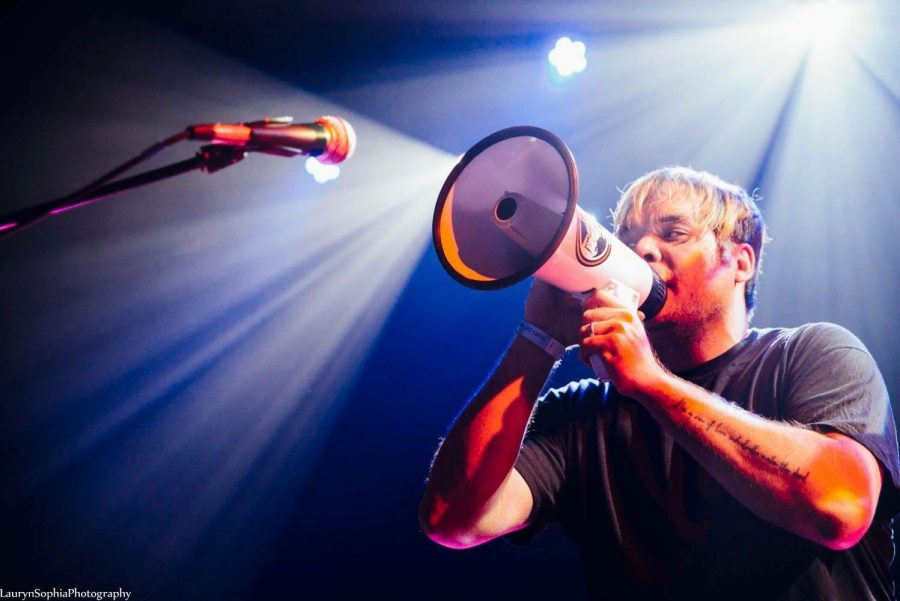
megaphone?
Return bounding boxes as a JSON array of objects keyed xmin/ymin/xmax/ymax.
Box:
[{"xmin": 432, "ymin": 126, "xmax": 667, "ymax": 379}]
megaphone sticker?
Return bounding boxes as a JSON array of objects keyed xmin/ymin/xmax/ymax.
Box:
[{"xmin": 576, "ymin": 212, "xmax": 612, "ymax": 267}]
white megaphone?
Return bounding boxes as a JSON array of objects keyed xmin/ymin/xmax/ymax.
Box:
[{"xmin": 432, "ymin": 126, "xmax": 667, "ymax": 380}]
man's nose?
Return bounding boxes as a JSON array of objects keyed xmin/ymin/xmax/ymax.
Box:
[{"xmin": 632, "ymin": 235, "xmax": 662, "ymax": 263}]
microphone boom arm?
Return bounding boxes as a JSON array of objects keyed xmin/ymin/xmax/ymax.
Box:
[{"xmin": 0, "ymin": 144, "xmax": 250, "ymax": 240}]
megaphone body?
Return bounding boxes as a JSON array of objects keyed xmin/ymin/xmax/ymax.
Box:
[
  {"xmin": 432, "ymin": 126, "xmax": 666, "ymax": 380},
  {"xmin": 493, "ymin": 192, "xmax": 662, "ymax": 308}
]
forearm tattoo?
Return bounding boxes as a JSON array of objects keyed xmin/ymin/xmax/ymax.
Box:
[{"xmin": 672, "ymin": 399, "xmax": 810, "ymax": 483}]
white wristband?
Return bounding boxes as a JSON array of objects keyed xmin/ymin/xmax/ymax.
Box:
[{"xmin": 516, "ymin": 321, "xmax": 566, "ymax": 361}]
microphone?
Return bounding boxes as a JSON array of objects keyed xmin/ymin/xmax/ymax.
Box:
[{"xmin": 186, "ymin": 115, "xmax": 357, "ymax": 164}]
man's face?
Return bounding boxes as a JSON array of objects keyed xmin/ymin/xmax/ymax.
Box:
[{"xmin": 617, "ymin": 194, "xmax": 739, "ymax": 334}]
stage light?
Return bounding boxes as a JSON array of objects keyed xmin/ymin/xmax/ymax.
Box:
[
  {"xmin": 548, "ymin": 37, "xmax": 587, "ymax": 77},
  {"xmin": 305, "ymin": 156, "xmax": 341, "ymax": 183},
  {"xmin": 784, "ymin": 0, "xmax": 850, "ymax": 48}
]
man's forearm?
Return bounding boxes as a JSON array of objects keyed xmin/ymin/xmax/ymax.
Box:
[
  {"xmin": 634, "ymin": 372, "xmax": 881, "ymax": 550},
  {"xmin": 418, "ymin": 336, "xmax": 555, "ymax": 544}
]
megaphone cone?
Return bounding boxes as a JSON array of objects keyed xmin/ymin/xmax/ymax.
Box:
[{"xmin": 433, "ymin": 126, "xmax": 666, "ymax": 322}]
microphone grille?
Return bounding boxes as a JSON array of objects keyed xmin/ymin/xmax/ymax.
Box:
[{"xmin": 315, "ymin": 115, "xmax": 357, "ymax": 164}]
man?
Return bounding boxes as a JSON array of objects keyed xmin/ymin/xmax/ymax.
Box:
[{"xmin": 419, "ymin": 167, "xmax": 900, "ymax": 599}]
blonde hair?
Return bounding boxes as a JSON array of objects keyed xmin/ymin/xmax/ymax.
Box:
[{"xmin": 612, "ymin": 166, "xmax": 767, "ymax": 315}]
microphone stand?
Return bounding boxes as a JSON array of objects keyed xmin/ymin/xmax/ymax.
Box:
[{"xmin": 0, "ymin": 144, "xmax": 292, "ymax": 240}]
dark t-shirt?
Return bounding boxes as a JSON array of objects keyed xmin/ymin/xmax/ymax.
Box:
[{"xmin": 509, "ymin": 323, "xmax": 900, "ymax": 600}]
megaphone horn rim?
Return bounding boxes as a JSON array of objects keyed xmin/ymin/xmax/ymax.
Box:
[{"xmin": 432, "ymin": 125, "xmax": 579, "ymax": 291}]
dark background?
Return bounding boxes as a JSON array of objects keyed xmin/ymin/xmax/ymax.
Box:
[{"xmin": 1, "ymin": 1, "xmax": 897, "ymax": 598}]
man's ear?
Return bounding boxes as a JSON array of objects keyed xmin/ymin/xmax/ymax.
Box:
[{"xmin": 731, "ymin": 242, "xmax": 755, "ymax": 284}]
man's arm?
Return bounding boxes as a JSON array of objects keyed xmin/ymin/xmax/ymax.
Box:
[
  {"xmin": 581, "ymin": 291, "xmax": 883, "ymax": 550},
  {"xmin": 418, "ymin": 282, "xmax": 582, "ymax": 549},
  {"xmin": 635, "ymin": 373, "xmax": 880, "ymax": 549},
  {"xmin": 417, "ymin": 336, "xmax": 547, "ymax": 548}
]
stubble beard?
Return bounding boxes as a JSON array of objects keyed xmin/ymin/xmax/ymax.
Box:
[{"xmin": 645, "ymin": 291, "xmax": 726, "ymax": 359}]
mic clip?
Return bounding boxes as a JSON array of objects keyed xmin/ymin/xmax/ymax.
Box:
[{"xmin": 198, "ymin": 145, "xmax": 247, "ymax": 174}]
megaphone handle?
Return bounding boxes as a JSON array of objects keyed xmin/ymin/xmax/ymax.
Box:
[
  {"xmin": 570, "ymin": 291, "xmax": 611, "ymax": 382},
  {"xmin": 575, "ymin": 279, "xmax": 639, "ymax": 383},
  {"xmin": 590, "ymin": 355, "xmax": 610, "ymax": 382}
]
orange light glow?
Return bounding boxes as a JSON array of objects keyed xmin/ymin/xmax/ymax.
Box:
[{"xmin": 438, "ymin": 186, "xmax": 495, "ymax": 282}]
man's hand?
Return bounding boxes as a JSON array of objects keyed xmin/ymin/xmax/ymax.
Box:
[
  {"xmin": 578, "ymin": 288, "xmax": 667, "ymax": 397},
  {"xmin": 523, "ymin": 280, "xmax": 583, "ymax": 347}
]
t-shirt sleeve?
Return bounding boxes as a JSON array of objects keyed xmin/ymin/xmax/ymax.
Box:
[
  {"xmin": 781, "ymin": 323, "xmax": 900, "ymax": 517},
  {"xmin": 505, "ymin": 380, "xmax": 590, "ymax": 545}
]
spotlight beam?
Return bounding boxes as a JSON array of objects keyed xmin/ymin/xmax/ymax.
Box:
[
  {"xmin": 850, "ymin": 51, "xmax": 900, "ymax": 110},
  {"xmin": 747, "ymin": 48, "xmax": 813, "ymax": 195},
  {"xmin": 0, "ymin": 15, "xmax": 458, "ymax": 599}
]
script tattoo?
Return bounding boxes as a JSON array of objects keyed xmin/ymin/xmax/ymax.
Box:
[{"xmin": 671, "ymin": 400, "xmax": 810, "ymax": 483}]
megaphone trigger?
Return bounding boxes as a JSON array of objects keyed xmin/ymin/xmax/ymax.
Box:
[{"xmin": 601, "ymin": 279, "xmax": 641, "ymax": 309}]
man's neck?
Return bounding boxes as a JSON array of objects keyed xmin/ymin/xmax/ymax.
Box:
[{"xmin": 649, "ymin": 301, "xmax": 749, "ymax": 373}]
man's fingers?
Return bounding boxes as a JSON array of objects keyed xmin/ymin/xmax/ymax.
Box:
[
  {"xmin": 580, "ymin": 321, "xmax": 616, "ymax": 338},
  {"xmin": 583, "ymin": 307, "xmax": 638, "ymax": 326}
]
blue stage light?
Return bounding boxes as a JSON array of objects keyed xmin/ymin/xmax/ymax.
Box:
[
  {"xmin": 548, "ymin": 37, "xmax": 587, "ymax": 77},
  {"xmin": 305, "ymin": 156, "xmax": 341, "ymax": 183}
]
